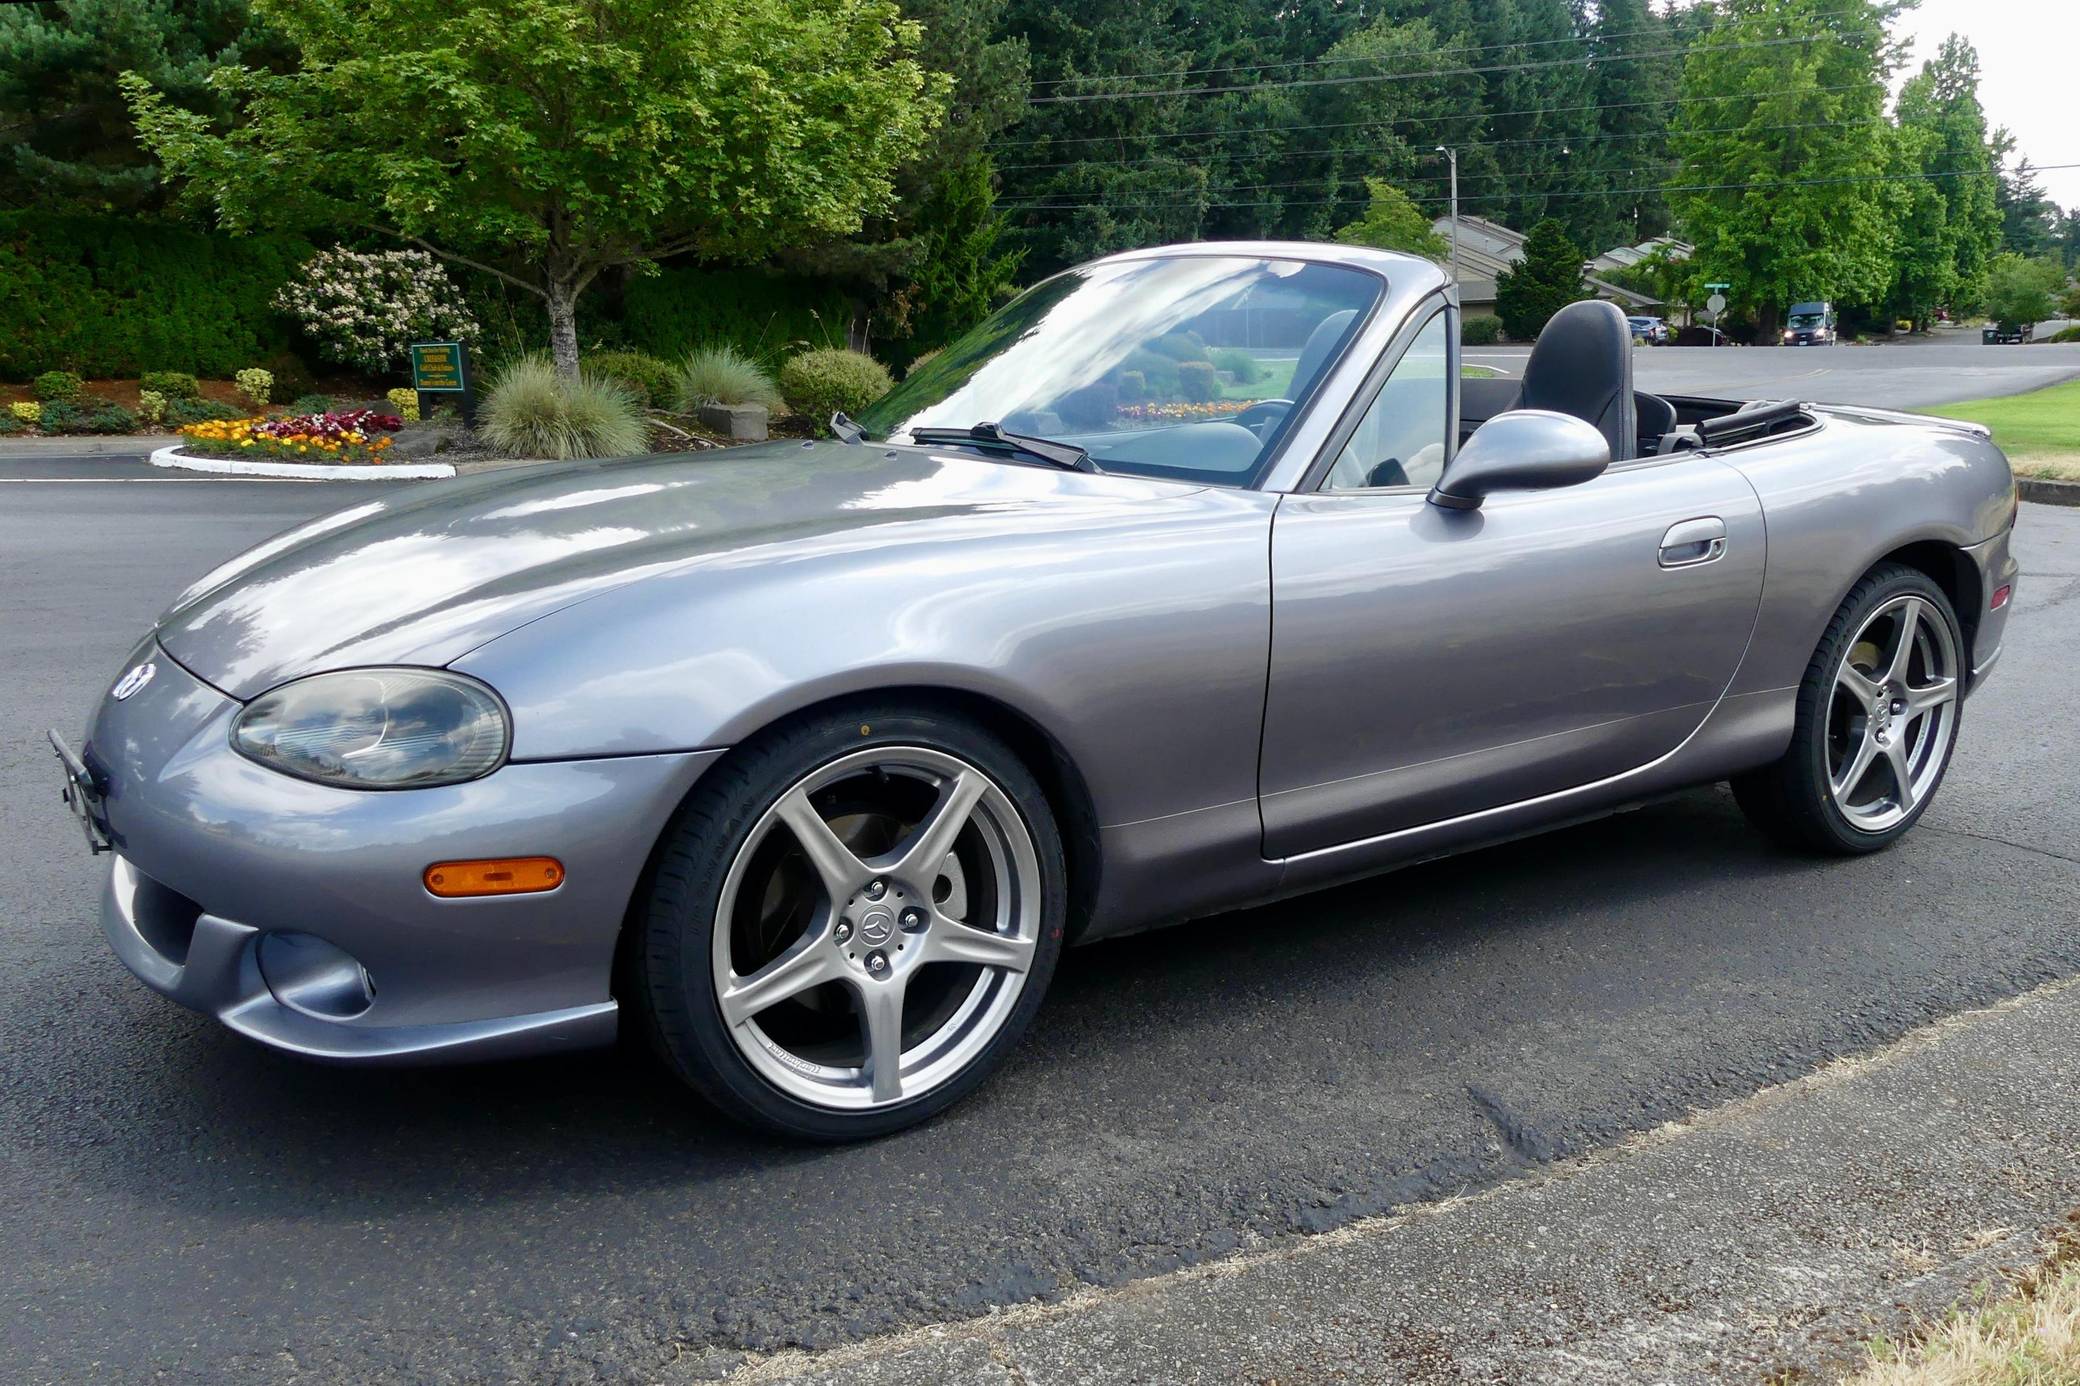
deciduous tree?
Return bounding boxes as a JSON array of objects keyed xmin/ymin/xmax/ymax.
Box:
[
  {"xmin": 1670, "ymin": 0, "xmax": 1904, "ymax": 337},
  {"xmin": 1334, "ymin": 178, "xmax": 1448, "ymax": 258},
  {"xmin": 126, "ymin": 0, "xmax": 947, "ymax": 378}
]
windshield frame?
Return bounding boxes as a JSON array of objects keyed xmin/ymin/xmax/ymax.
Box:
[{"xmin": 861, "ymin": 249, "xmax": 1394, "ymax": 491}]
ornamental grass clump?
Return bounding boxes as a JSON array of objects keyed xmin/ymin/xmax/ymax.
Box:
[
  {"xmin": 480, "ymin": 355, "xmax": 648, "ymax": 461},
  {"xmin": 676, "ymin": 344, "xmax": 781, "ymax": 411},
  {"xmin": 778, "ymin": 348, "xmax": 892, "ymax": 422}
]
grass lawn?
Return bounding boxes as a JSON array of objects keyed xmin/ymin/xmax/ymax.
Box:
[{"xmin": 1925, "ymin": 378, "xmax": 2080, "ymax": 481}]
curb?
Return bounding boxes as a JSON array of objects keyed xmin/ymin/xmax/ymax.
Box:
[
  {"xmin": 2019, "ymin": 476, "xmax": 2080, "ymax": 507},
  {"xmin": 148, "ymin": 443, "xmax": 454, "ymax": 481}
]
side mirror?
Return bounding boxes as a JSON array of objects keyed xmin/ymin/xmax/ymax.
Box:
[{"xmin": 1427, "ymin": 409, "xmax": 1611, "ymax": 510}]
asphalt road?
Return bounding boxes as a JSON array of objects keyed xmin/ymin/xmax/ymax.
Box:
[
  {"xmin": 1466, "ymin": 334, "xmax": 2080, "ymax": 408},
  {"xmin": 4, "ymin": 478, "xmax": 2079, "ymax": 1383}
]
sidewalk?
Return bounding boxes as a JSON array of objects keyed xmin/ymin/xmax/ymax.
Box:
[{"xmin": 718, "ymin": 977, "xmax": 2080, "ymax": 1385}]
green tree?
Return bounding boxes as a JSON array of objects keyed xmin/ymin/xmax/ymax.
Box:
[
  {"xmin": 896, "ymin": 157, "xmax": 1023, "ymax": 363},
  {"xmin": 1669, "ymin": 0, "xmax": 1904, "ymax": 337},
  {"xmin": 125, "ymin": 0, "xmax": 947, "ymax": 378},
  {"xmin": 1334, "ymin": 178, "xmax": 1448, "ymax": 258},
  {"xmin": 1494, "ymin": 217, "xmax": 1584, "ymax": 339},
  {"xmin": 1992, "ymin": 129, "xmax": 2060, "ymax": 258},
  {"xmin": 0, "ymin": 0, "xmax": 289, "ymax": 211},
  {"xmin": 1978, "ymin": 253, "xmax": 2063, "ymax": 330},
  {"xmin": 1887, "ymin": 35, "xmax": 2001, "ymax": 329}
]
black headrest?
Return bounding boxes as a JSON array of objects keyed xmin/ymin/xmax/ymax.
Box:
[{"xmin": 1516, "ymin": 300, "xmax": 1637, "ymax": 461}]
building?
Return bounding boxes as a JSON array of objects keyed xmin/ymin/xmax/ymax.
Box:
[{"xmin": 1429, "ymin": 214, "xmax": 1666, "ymax": 320}]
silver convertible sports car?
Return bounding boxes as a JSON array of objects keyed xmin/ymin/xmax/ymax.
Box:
[{"xmin": 55, "ymin": 243, "xmax": 2019, "ymax": 1140}]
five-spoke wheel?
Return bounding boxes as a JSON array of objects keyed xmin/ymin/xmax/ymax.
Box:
[
  {"xmin": 1734, "ymin": 563, "xmax": 1964, "ymax": 853},
  {"xmin": 634, "ymin": 706, "xmax": 1065, "ymax": 1140}
]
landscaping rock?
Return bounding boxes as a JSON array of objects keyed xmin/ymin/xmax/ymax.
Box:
[
  {"xmin": 384, "ymin": 425, "xmax": 466, "ymax": 459},
  {"xmin": 696, "ymin": 402, "xmax": 769, "ymax": 442}
]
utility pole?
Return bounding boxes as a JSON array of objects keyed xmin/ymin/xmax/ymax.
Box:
[{"xmin": 1435, "ymin": 145, "xmax": 1458, "ymax": 284}]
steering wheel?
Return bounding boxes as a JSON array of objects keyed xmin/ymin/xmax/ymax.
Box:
[{"xmin": 1231, "ymin": 399, "xmax": 1293, "ymax": 435}]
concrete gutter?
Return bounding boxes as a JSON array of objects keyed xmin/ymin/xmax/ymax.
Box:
[{"xmin": 716, "ymin": 976, "xmax": 2080, "ymax": 1385}]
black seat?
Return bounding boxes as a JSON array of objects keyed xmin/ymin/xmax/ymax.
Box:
[
  {"xmin": 1515, "ymin": 300, "xmax": 1637, "ymax": 461},
  {"xmin": 1635, "ymin": 390, "xmax": 1676, "ymax": 451}
]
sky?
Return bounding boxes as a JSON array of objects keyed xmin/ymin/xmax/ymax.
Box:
[{"xmin": 1891, "ymin": 0, "xmax": 2080, "ymax": 207}]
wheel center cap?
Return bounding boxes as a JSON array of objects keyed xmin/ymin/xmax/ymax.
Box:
[{"xmin": 856, "ymin": 907, "xmax": 896, "ymax": 947}]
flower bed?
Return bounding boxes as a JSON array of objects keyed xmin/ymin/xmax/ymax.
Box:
[
  {"xmin": 1114, "ymin": 399, "xmax": 1254, "ymax": 422},
  {"xmin": 179, "ymin": 408, "xmax": 405, "ymax": 464}
]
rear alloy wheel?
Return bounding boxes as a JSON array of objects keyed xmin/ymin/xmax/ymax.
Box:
[
  {"xmin": 635, "ymin": 708, "xmax": 1064, "ymax": 1140},
  {"xmin": 1733, "ymin": 564, "xmax": 1963, "ymax": 853}
]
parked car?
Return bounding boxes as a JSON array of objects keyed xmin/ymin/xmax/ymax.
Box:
[
  {"xmin": 1783, "ymin": 300, "xmax": 1837, "ymax": 345},
  {"xmin": 1983, "ymin": 321, "xmax": 2034, "ymax": 344},
  {"xmin": 1626, "ymin": 314, "xmax": 1670, "ymax": 344},
  {"xmin": 55, "ymin": 243, "xmax": 2019, "ymax": 1141}
]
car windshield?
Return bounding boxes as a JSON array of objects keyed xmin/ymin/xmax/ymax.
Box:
[
  {"xmin": 854, "ymin": 255, "xmax": 1384, "ymax": 487},
  {"xmin": 1789, "ymin": 312, "xmax": 1826, "ymax": 328}
]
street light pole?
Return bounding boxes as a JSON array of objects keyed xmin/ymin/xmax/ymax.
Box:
[{"xmin": 1435, "ymin": 145, "xmax": 1458, "ymax": 284}]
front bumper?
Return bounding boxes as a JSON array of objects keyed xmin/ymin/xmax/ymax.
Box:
[{"xmin": 80, "ymin": 643, "xmax": 724, "ymax": 1063}]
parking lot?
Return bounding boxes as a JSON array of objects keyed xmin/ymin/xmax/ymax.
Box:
[{"xmin": 2, "ymin": 424, "xmax": 2077, "ymax": 1378}]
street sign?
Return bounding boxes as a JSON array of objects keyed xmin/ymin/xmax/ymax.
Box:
[
  {"xmin": 408, "ymin": 340, "xmax": 474, "ymax": 427},
  {"xmin": 1704, "ymin": 281, "xmax": 1731, "ymax": 290},
  {"xmin": 411, "ymin": 341, "xmax": 467, "ymax": 392}
]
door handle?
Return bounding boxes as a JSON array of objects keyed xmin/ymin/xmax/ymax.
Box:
[{"xmin": 1659, "ymin": 516, "xmax": 1727, "ymax": 568}]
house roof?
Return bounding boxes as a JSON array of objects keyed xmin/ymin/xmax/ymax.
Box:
[{"xmin": 1429, "ymin": 214, "xmax": 1662, "ymax": 310}]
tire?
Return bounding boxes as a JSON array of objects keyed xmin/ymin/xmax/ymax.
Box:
[
  {"xmin": 1732, "ymin": 563, "xmax": 1964, "ymax": 854},
  {"xmin": 631, "ymin": 702, "xmax": 1067, "ymax": 1141}
]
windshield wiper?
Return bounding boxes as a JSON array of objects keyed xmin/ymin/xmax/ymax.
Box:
[{"xmin": 908, "ymin": 421, "xmax": 1100, "ymax": 474}]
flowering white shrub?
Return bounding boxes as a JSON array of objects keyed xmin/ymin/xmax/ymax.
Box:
[{"xmin": 274, "ymin": 249, "xmax": 479, "ymax": 374}]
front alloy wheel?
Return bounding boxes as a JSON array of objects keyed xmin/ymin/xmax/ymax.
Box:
[{"xmin": 634, "ymin": 706, "xmax": 1065, "ymax": 1140}]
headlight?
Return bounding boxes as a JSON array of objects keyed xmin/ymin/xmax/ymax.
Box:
[{"xmin": 232, "ymin": 669, "xmax": 509, "ymax": 789}]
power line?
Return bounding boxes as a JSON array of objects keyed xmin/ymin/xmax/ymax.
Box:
[
  {"xmin": 1028, "ymin": 36, "xmax": 1831, "ymax": 104},
  {"xmin": 989, "ymin": 82, "xmax": 1876, "ymax": 151},
  {"xmin": 996, "ymin": 115, "xmax": 1889, "ymax": 177},
  {"xmin": 1004, "ymin": 163, "xmax": 2069, "ymax": 215},
  {"xmin": 1022, "ymin": 9, "xmax": 1786, "ymax": 91},
  {"xmin": 1001, "ymin": 160, "xmax": 1685, "ymax": 210}
]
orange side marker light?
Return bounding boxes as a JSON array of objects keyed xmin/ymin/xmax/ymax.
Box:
[{"xmin": 424, "ymin": 857, "xmax": 565, "ymax": 898}]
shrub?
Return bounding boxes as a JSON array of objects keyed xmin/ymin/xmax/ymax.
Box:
[
  {"xmin": 136, "ymin": 390, "xmax": 168, "ymax": 428},
  {"xmin": 385, "ymin": 386, "xmax": 420, "ymax": 422},
  {"xmin": 33, "ymin": 370, "xmax": 82, "ymax": 402},
  {"xmin": 274, "ymin": 248, "xmax": 480, "ymax": 374},
  {"xmin": 0, "ymin": 411, "xmax": 18, "ymax": 435},
  {"xmin": 904, "ymin": 348, "xmax": 942, "ymax": 379},
  {"xmin": 480, "ymin": 355, "xmax": 649, "ymax": 460},
  {"xmin": 1114, "ymin": 369, "xmax": 1147, "ymax": 400},
  {"xmin": 36, "ymin": 400, "xmax": 85, "ymax": 432},
  {"xmin": 0, "ymin": 212, "xmax": 314, "ymax": 379},
  {"xmin": 1177, "ymin": 360, "xmax": 1221, "ymax": 402},
  {"xmin": 164, "ymin": 397, "xmax": 243, "ymax": 427},
  {"xmin": 11, "ymin": 400, "xmax": 40, "ymax": 425},
  {"xmin": 1462, "ymin": 314, "xmax": 1504, "ymax": 345},
  {"xmin": 621, "ymin": 267, "xmax": 855, "ymax": 361},
  {"xmin": 778, "ymin": 348, "xmax": 893, "ymax": 421},
  {"xmin": 677, "ymin": 344, "xmax": 782, "ymax": 411},
  {"xmin": 289, "ymin": 392, "xmax": 335, "ymax": 415},
  {"xmin": 258, "ymin": 351, "xmax": 316, "ymax": 401},
  {"xmin": 586, "ymin": 350, "xmax": 678, "ymax": 408},
  {"xmin": 83, "ymin": 403, "xmax": 139, "ymax": 434},
  {"xmin": 234, "ymin": 368, "xmax": 273, "ymax": 408},
  {"xmin": 1209, "ymin": 347, "xmax": 1263, "ymax": 385},
  {"xmin": 2045, "ymin": 324, "xmax": 2080, "ymax": 344},
  {"xmin": 139, "ymin": 370, "xmax": 200, "ymax": 400},
  {"xmin": 1148, "ymin": 330, "xmax": 1210, "ymax": 362},
  {"xmin": 1120, "ymin": 348, "xmax": 1181, "ymax": 397}
]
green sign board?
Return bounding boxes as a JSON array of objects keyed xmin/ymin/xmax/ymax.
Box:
[
  {"xmin": 411, "ymin": 341, "xmax": 468, "ymax": 393},
  {"xmin": 1703, "ymin": 281, "xmax": 1731, "ymax": 290}
]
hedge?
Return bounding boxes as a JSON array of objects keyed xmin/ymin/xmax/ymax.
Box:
[
  {"xmin": 621, "ymin": 266, "xmax": 855, "ymax": 363},
  {"xmin": 0, "ymin": 212, "xmax": 314, "ymax": 380}
]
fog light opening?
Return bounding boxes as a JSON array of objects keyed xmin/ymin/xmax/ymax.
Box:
[{"xmin": 255, "ymin": 931, "xmax": 375, "ymax": 1021}]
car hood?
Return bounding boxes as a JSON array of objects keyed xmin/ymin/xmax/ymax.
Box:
[{"xmin": 156, "ymin": 441, "xmax": 1206, "ymax": 700}]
